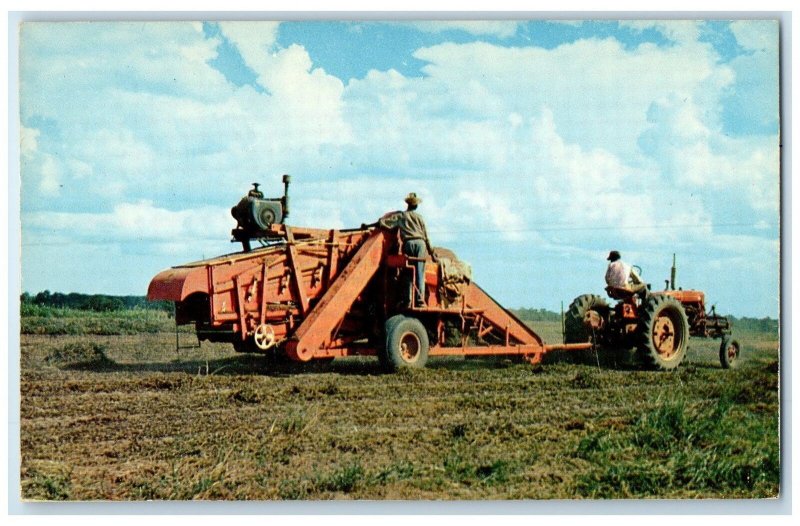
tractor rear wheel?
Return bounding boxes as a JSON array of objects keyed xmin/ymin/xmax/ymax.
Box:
[
  {"xmin": 564, "ymin": 294, "xmax": 609, "ymax": 343},
  {"xmin": 382, "ymin": 316, "xmax": 429, "ymax": 371},
  {"xmin": 637, "ymin": 295, "xmax": 689, "ymax": 370},
  {"xmin": 719, "ymin": 336, "xmax": 741, "ymax": 369}
]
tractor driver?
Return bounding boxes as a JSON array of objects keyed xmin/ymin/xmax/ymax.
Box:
[
  {"xmin": 378, "ymin": 193, "xmax": 437, "ymax": 308},
  {"xmin": 605, "ymin": 250, "xmax": 647, "ymax": 298}
]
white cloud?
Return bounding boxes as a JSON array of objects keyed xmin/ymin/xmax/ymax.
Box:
[
  {"xmin": 218, "ymin": 22, "xmax": 351, "ymax": 145},
  {"xmin": 410, "ymin": 36, "xmax": 729, "ymax": 161},
  {"xmin": 619, "ymin": 20, "xmax": 702, "ymax": 44},
  {"xmin": 452, "ymin": 190, "xmax": 526, "ymax": 241},
  {"xmin": 407, "ymin": 21, "xmax": 521, "ymax": 38},
  {"xmin": 18, "ymin": 21, "xmax": 780, "ymax": 315},
  {"xmin": 25, "ymin": 201, "xmax": 235, "ymax": 242},
  {"xmin": 639, "ymin": 94, "xmax": 779, "ymax": 213},
  {"xmin": 730, "ymin": 20, "xmax": 778, "ymax": 52},
  {"xmin": 216, "ymin": 21, "xmax": 280, "ymax": 72},
  {"xmin": 724, "ymin": 22, "xmax": 779, "ymax": 135},
  {"xmin": 20, "ymin": 126, "xmax": 39, "ymax": 159},
  {"xmin": 39, "ymin": 156, "xmax": 61, "ymax": 195}
]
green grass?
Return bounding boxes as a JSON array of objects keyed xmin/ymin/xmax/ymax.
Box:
[
  {"xmin": 22, "ymin": 469, "xmax": 72, "ymax": 501},
  {"xmin": 45, "ymin": 342, "xmax": 115, "ymax": 369},
  {"xmin": 21, "ymin": 305, "xmax": 179, "ymax": 335},
  {"xmin": 573, "ymin": 362, "xmax": 780, "ymax": 498},
  {"xmin": 19, "ymin": 318, "xmax": 780, "ymax": 501}
]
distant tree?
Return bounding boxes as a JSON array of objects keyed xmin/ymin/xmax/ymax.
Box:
[
  {"xmin": 33, "ymin": 290, "xmax": 51, "ymax": 305},
  {"xmin": 511, "ymin": 307, "xmax": 561, "ymax": 322},
  {"xmin": 727, "ymin": 316, "xmax": 779, "ymax": 333},
  {"xmin": 84, "ymin": 295, "xmax": 125, "ymax": 312}
]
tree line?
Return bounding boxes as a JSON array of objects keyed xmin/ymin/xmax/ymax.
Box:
[
  {"xmin": 20, "ymin": 290, "xmax": 172, "ymax": 313},
  {"xmin": 19, "ymin": 291, "xmax": 779, "ymax": 333}
]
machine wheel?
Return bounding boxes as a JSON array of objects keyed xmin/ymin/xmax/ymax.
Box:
[
  {"xmin": 564, "ymin": 294, "xmax": 609, "ymax": 343},
  {"xmin": 379, "ymin": 315, "xmax": 407, "ymax": 369},
  {"xmin": 719, "ymin": 336, "xmax": 741, "ymax": 369},
  {"xmin": 637, "ymin": 295, "xmax": 689, "ymax": 370},
  {"xmin": 253, "ymin": 323, "xmax": 277, "ymax": 350},
  {"xmin": 382, "ymin": 316, "xmax": 429, "ymax": 371}
]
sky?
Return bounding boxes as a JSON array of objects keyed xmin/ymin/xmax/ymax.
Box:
[{"xmin": 17, "ymin": 19, "xmax": 781, "ymax": 317}]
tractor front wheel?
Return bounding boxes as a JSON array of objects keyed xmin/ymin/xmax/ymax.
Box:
[
  {"xmin": 381, "ymin": 316, "xmax": 429, "ymax": 371},
  {"xmin": 719, "ymin": 336, "xmax": 741, "ymax": 369},
  {"xmin": 638, "ymin": 295, "xmax": 690, "ymax": 370}
]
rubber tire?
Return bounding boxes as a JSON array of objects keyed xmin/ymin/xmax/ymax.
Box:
[
  {"xmin": 719, "ymin": 336, "xmax": 741, "ymax": 369},
  {"xmin": 637, "ymin": 295, "xmax": 690, "ymax": 370},
  {"xmin": 564, "ymin": 294, "xmax": 609, "ymax": 343},
  {"xmin": 382, "ymin": 316, "xmax": 429, "ymax": 371},
  {"xmin": 379, "ymin": 315, "xmax": 407, "ymax": 370}
]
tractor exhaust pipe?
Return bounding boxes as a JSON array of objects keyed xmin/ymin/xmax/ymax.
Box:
[
  {"xmin": 670, "ymin": 253, "xmax": 677, "ymax": 291},
  {"xmin": 281, "ymin": 174, "xmax": 291, "ymax": 223}
]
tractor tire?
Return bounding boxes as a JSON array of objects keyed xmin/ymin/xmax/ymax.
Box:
[
  {"xmin": 637, "ymin": 295, "xmax": 690, "ymax": 370},
  {"xmin": 719, "ymin": 336, "xmax": 742, "ymax": 369},
  {"xmin": 381, "ymin": 316, "xmax": 429, "ymax": 371},
  {"xmin": 564, "ymin": 294, "xmax": 609, "ymax": 343}
]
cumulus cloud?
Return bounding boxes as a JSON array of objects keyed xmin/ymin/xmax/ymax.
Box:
[
  {"xmin": 25, "ymin": 201, "xmax": 235, "ymax": 242},
  {"xmin": 39, "ymin": 156, "xmax": 61, "ymax": 196},
  {"xmin": 619, "ymin": 20, "xmax": 702, "ymax": 45},
  {"xmin": 218, "ymin": 22, "xmax": 351, "ymax": 145},
  {"xmin": 407, "ymin": 21, "xmax": 521, "ymax": 38},
  {"xmin": 20, "ymin": 126, "xmax": 39, "ymax": 159},
  {"xmin": 639, "ymin": 94, "xmax": 779, "ymax": 214},
  {"xmin": 18, "ymin": 21, "xmax": 780, "ymax": 315},
  {"xmin": 216, "ymin": 21, "xmax": 280, "ymax": 69},
  {"xmin": 730, "ymin": 20, "xmax": 778, "ymax": 51}
]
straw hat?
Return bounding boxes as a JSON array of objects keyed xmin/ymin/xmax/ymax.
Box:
[{"xmin": 404, "ymin": 192, "xmax": 422, "ymax": 205}]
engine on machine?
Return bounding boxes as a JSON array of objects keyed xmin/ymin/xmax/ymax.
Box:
[{"xmin": 230, "ymin": 174, "xmax": 291, "ymax": 251}]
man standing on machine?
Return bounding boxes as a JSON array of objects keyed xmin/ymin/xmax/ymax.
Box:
[{"xmin": 378, "ymin": 193, "xmax": 437, "ymax": 308}]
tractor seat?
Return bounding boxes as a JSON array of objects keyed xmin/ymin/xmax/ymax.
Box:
[{"xmin": 605, "ymin": 286, "xmax": 636, "ymax": 301}]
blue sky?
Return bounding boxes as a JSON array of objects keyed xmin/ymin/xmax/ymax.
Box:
[{"xmin": 18, "ymin": 20, "xmax": 780, "ymax": 317}]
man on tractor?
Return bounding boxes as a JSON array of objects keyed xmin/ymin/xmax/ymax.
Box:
[{"xmin": 605, "ymin": 250, "xmax": 647, "ymax": 299}]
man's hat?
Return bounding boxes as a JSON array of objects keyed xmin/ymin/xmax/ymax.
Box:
[
  {"xmin": 404, "ymin": 192, "xmax": 422, "ymax": 205},
  {"xmin": 607, "ymin": 250, "xmax": 621, "ymax": 261}
]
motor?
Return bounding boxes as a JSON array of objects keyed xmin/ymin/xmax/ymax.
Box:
[{"xmin": 231, "ymin": 174, "xmax": 291, "ymax": 251}]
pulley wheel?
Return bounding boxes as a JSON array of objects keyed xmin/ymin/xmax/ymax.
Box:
[{"xmin": 253, "ymin": 324, "xmax": 277, "ymax": 350}]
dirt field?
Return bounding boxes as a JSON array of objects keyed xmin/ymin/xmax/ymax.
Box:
[{"xmin": 19, "ymin": 321, "xmax": 780, "ymax": 500}]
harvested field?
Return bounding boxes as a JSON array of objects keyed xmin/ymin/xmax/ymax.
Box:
[{"xmin": 19, "ymin": 321, "xmax": 780, "ymax": 500}]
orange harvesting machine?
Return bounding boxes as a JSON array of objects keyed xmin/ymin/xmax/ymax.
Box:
[{"xmin": 147, "ymin": 177, "xmax": 589, "ymax": 370}]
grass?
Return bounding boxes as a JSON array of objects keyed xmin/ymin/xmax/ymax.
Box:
[
  {"xmin": 18, "ymin": 320, "xmax": 780, "ymax": 500},
  {"xmin": 45, "ymin": 342, "xmax": 115, "ymax": 369},
  {"xmin": 21, "ymin": 305, "xmax": 182, "ymax": 335},
  {"xmin": 573, "ymin": 363, "xmax": 780, "ymax": 498}
]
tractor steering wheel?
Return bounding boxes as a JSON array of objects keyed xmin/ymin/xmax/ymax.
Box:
[{"xmin": 633, "ymin": 265, "xmax": 643, "ymax": 277}]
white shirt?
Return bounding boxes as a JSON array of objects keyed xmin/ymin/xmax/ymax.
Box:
[{"xmin": 605, "ymin": 260, "xmax": 632, "ymax": 288}]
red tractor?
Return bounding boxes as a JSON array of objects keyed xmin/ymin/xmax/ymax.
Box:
[{"xmin": 564, "ymin": 256, "xmax": 741, "ymax": 370}]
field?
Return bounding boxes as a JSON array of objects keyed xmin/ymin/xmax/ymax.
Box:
[{"xmin": 19, "ymin": 311, "xmax": 780, "ymax": 501}]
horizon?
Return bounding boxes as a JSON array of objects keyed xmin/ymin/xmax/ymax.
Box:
[
  {"xmin": 18, "ymin": 20, "xmax": 780, "ymax": 318},
  {"xmin": 18, "ymin": 288, "xmax": 779, "ymax": 321}
]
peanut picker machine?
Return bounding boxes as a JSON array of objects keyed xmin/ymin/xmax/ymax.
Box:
[{"xmin": 148, "ymin": 176, "xmax": 740, "ymax": 371}]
